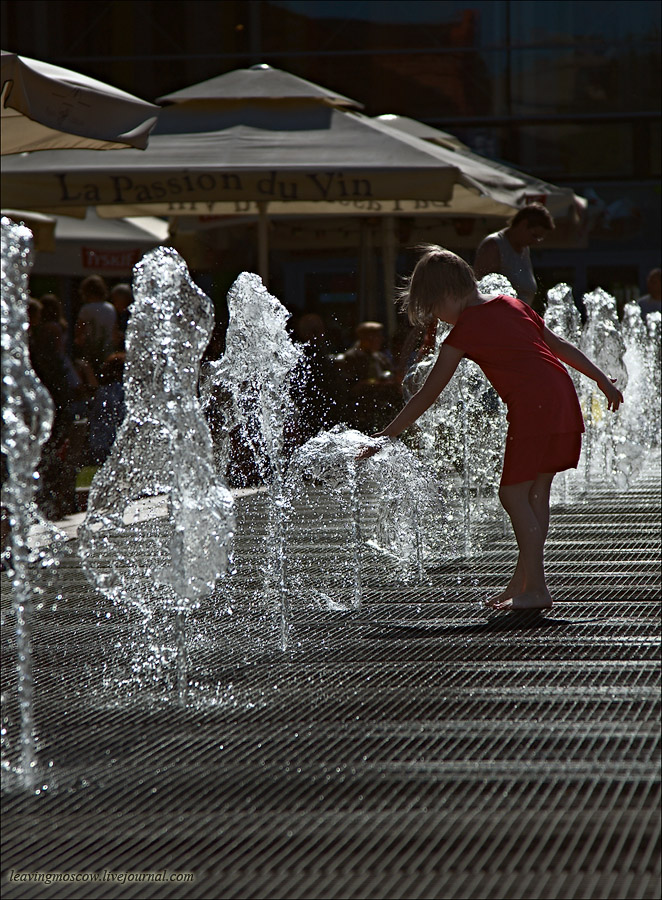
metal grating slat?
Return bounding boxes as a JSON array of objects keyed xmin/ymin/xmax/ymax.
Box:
[{"xmin": 1, "ymin": 463, "xmax": 660, "ymax": 899}]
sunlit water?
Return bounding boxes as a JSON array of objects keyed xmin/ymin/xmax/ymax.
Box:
[
  {"xmin": 1, "ymin": 218, "xmax": 62, "ymax": 792},
  {"xmin": 284, "ymin": 426, "xmax": 452, "ymax": 611},
  {"xmin": 576, "ymin": 288, "xmax": 630, "ymax": 488},
  {"xmin": 2, "ymin": 227, "xmax": 661, "ymax": 790},
  {"xmin": 201, "ymin": 273, "xmax": 303, "ymax": 649},
  {"xmin": 78, "ymin": 248, "xmax": 234, "ymax": 703}
]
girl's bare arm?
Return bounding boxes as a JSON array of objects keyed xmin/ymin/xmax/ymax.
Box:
[
  {"xmin": 542, "ymin": 325, "xmax": 624, "ymax": 411},
  {"xmin": 376, "ymin": 343, "xmax": 465, "ymax": 438}
]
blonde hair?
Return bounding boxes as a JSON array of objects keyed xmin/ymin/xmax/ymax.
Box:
[{"xmin": 399, "ymin": 245, "xmax": 476, "ymax": 326}]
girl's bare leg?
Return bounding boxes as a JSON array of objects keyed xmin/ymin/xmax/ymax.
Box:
[
  {"xmin": 485, "ymin": 474, "xmax": 555, "ymax": 610},
  {"xmin": 484, "ymin": 473, "xmax": 555, "ymax": 607},
  {"xmin": 529, "ymin": 472, "xmax": 553, "ymax": 543}
]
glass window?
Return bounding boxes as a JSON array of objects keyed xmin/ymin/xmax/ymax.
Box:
[
  {"xmin": 575, "ymin": 181, "xmax": 661, "ymax": 250},
  {"xmin": 273, "ymin": 50, "xmax": 502, "ymax": 118},
  {"xmin": 517, "ymin": 123, "xmax": 634, "ymax": 179},
  {"xmin": 451, "ymin": 125, "xmax": 513, "ymax": 162},
  {"xmin": 263, "ymin": 0, "xmax": 509, "ymax": 109},
  {"xmin": 652, "ymin": 120, "xmax": 662, "ymax": 177},
  {"xmin": 510, "ymin": 0, "xmax": 660, "ymax": 45},
  {"xmin": 267, "ymin": 1, "xmax": 506, "ymax": 41},
  {"xmin": 511, "ymin": 46, "xmax": 660, "ymax": 116}
]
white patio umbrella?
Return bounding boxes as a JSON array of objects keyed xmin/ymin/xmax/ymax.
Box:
[
  {"xmin": 1, "ymin": 49, "xmax": 160, "ymax": 154},
  {"xmin": 0, "ymin": 64, "xmax": 469, "ymax": 332},
  {"xmin": 0, "ymin": 65, "xmax": 584, "ymax": 327},
  {"xmin": 374, "ymin": 114, "xmax": 586, "ymax": 222},
  {"xmin": 0, "ymin": 66, "xmax": 468, "ymax": 215},
  {"xmin": 0, "ymin": 66, "xmax": 524, "ymax": 255},
  {"xmin": 29, "ymin": 208, "xmax": 169, "ymax": 277},
  {"xmin": 1, "ymin": 209, "xmax": 55, "ymax": 251}
]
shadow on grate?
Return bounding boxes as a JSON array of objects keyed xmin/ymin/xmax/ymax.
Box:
[{"xmin": 1, "ymin": 469, "xmax": 661, "ymax": 900}]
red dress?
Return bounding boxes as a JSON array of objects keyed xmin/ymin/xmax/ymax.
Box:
[{"xmin": 444, "ymin": 295, "xmax": 584, "ymax": 485}]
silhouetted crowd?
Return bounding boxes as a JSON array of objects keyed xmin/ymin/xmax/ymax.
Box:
[
  {"xmin": 23, "ymin": 272, "xmax": 422, "ymax": 513},
  {"xmin": 18, "ymin": 262, "xmax": 662, "ymax": 511},
  {"xmin": 204, "ymin": 312, "xmax": 418, "ymax": 488},
  {"xmin": 27, "ymin": 276, "xmax": 130, "ymax": 519}
]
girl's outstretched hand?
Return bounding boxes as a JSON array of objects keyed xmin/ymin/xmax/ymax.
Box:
[
  {"xmin": 356, "ymin": 433, "xmax": 391, "ymax": 462},
  {"xmin": 599, "ymin": 376, "xmax": 624, "ymax": 412}
]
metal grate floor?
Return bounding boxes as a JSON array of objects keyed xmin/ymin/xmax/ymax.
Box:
[{"xmin": 1, "ymin": 465, "xmax": 661, "ymax": 900}]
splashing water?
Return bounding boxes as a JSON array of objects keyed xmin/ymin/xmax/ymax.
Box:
[
  {"xmin": 620, "ymin": 302, "xmax": 653, "ymax": 459},
  {"xmin": 284, "ymin": 427, "xmax": 369, "ymax": 611},
  {"xmin": 201, "ymin": 273, "xmax": 303, "ymax": 649},
  {"xmin": 78, "ymin": 248, "xmax": 234, "ymax": 703},
  {"xmin": 645, "ymin": 312, "xmax": 661, "ymax": 448},
  {"xmin": 2, "ymin": 238, "xmax": 660, "ymax": 802},
  {"xmin": 578, "ymin": 288, "xmax": 629, "ymax": 487},
  {"xmin": 545, "ymin": 283, "xmax": 582, "ymax": 355},
  {"xmin": 361, "ymin": 434, "xmax": 452, "ymax": 579},
  {"xmin": 477, "ymin": 273, "xmax": 517, "ymax": 298},
  {"xmin": 284, "ymin": 425, "xmax": 450, "ymax": 612},
  {"xmin": 545, "ymin": 284, "xmax": 583, "ymax": 503},
  {"xmin": 1, "ymin": 218, "xmax": 56, "ymax": 791}
]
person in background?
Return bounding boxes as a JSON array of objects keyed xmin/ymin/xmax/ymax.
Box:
[
  {"xmin": 74, "ymin": 275, "xmax": 117, "ymax": 375},
  {"xmin": 110, "ymin": 282, "xmax": 133, "ymax": 350},
  {"xmin": 339, "ymin": 321, "xmax": 393, "ymax": 384},
  {"xmin": 291, "ymin": 313, "xmax": 342, "ymax": 441},
  {"xmin": 27, "ymin": 298, "xmax": 84, "ymax": 519},
  {"xmin": 638, "ymin": 268, "xmax": 661, "ymax": 317},
  {"xmin": 44, "ymin": 290, "xmax": 99, "ymax": 419},
  {"xmin": 38, "ymin": 292, "xmax": 82, "ymax": 402},
  {"xmin": 39, "ymin": 292, "xmax": 68, "ymax": 332},
  {"xmin": 88, "ymin": 352, "xmax": 126, "ymax": 465},
  {"xmin": 473, "ymin": 203, "xmax": 555, "ymax": 308},
  {"xmin": 30, "ymin": 303, "xmax": 76, "ymax": 416},
  {"xmin": 337, "ymin": 321, "xmax": 402, "ymax": 433}
]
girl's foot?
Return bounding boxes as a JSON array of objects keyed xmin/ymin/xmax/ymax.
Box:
[
  {"xmin": 493, "ymin": 589, "xmax": 553, "ymax": 611},
  {"xmin": 482, "ymin": 576, "xmax": 525, "ymax": 609}
]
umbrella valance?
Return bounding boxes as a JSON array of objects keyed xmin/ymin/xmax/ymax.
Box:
[
  {"xmin": 1, "ymin": 62, "xmax": 584, "ymax": 226},
  {"xmin": 1, "ymin": 49, "xmax": 160, "ymax": 154}
]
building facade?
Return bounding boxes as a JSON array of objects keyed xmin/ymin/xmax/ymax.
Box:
[{"xmin": 3, "ymin": 0, "xmax": 660, "ymax": 323}]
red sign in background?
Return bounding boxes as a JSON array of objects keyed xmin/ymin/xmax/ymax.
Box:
[{"xmin": 82, "ymin": 247, "xmax": 143, "ymax": 270}]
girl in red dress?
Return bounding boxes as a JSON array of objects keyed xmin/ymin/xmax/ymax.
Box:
[{"xmin": 362, "ymin": 246, "xmax": 624, "ymax": 612}]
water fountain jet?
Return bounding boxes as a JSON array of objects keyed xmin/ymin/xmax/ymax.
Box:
[
  {"xmin": 1, "ymin": 218, "xmax": 59, "ymax": 790},
  {"xmin": 201, "ymin": 273, "xmax": 303, "ymax": 650},
  {"xmin": 78, "ymin": 247, "xmax": 234, "ymax": 703}
]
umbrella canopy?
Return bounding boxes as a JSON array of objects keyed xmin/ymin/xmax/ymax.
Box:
[
  {"xmin": 1, "ymin": 49, "xmax": 160, "ymax": 154},
  {"xmin": 0, "ymin": 64, "xmax": 585, "ymax": 329},
  {"xmin": 160, "ymin": 63, "xmax": 362, "ymax": 109},
  {"xmin": 0, "ymin": 65, "xmax": 494, "ymax": 217},
  {"xmin": 1, "ymin": 64, "xmax": 584, "ymax": 221},
  {"xmin": 29, "ymin": 208, "xmax": 168, "ymax": 276},
  {"xmin": 375, "ymin": 114, "xmax": 585, "ymax": 221}
]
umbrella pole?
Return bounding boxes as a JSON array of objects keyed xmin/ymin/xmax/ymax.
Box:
[
  {"xmin": 359, "ymin": 219, "xmax": 375, "ymax": 322},
  {"xmin": 381, "ymin": 215, "xmax": 397, "ymax": 337},
  {"xmin": 257, "ymin": 202, "xmax": 269, "ymax": 286}
]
